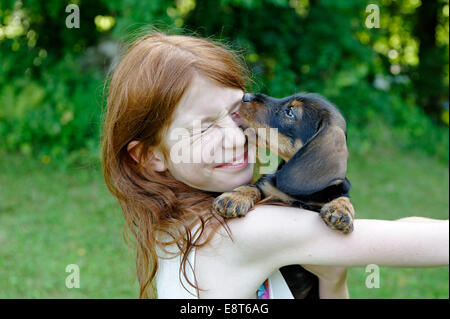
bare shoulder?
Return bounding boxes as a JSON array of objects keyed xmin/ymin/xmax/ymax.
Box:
[
  {"xmin": 195, "ymin": 207, "xmax": 448, "ymax": 297},
  {"xmin": 194, "ymin": 204, "xmax": 329, "ymax": 297},
  {"xmin": 226, "ymin": 205, "xmax": 326, "ymax": 247},
  {"xmin": 207, "ymin": 204, "xmax": 329, "ymax": 268}
]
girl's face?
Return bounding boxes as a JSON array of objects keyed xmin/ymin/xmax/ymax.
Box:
[{"xmin": 158, "ymin": 73, "xmax": 255, "ymax": 192}]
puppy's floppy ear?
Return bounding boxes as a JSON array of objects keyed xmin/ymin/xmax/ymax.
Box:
[{"xmin": 276, "ymin": 115, "xmax": 348, "ymax": 196}]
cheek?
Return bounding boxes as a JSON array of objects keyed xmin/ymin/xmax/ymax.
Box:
[
  {"xmin": 168, "ymin": 161, "xmax": 213, "ymax": 188},
  {"xmin": 200, "ymin": 129, "xmax": 224, "ymax": 161},
  {"xmin": 163, "ymin": 128, "xmax": 254, "ymax": 192},
  {"xmin": 167, "ymin": 155, "xmax": 255, "ymax": 192},
  {"xmin": 165, "ymin": 130, "xmax": 216, "ymax": 165},
  {"xmin": 165, "ymin": 140, "xmax": 217, "ymax": 187}
]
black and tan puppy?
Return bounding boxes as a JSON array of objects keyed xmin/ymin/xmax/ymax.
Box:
[
  {"xmin": 213, "ymin": 92, "xmax": 355, "ymax": 298},
  {"xmin": 214, "ymin": 92, "xmax": 354, "ymax": 233}
]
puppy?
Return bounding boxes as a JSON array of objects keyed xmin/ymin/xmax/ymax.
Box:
[{"xmin": 213, "ymin": 92, "xmax": 355, "ymax": 298}]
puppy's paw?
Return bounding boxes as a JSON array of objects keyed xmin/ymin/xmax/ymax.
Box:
[
  {"xmin": 320, "ymin": 197, "xmax": 354, "ymax": 234},
  {"xmin": 213, "ymin": 186, "xmax": 261, "ymax": 218}
]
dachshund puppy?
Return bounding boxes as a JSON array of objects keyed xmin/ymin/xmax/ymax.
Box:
[
  {"xmin": 213, "ymin": 92, "xmax": 355, "ymax": 298},
  {"xmin": 214, "ymin": 92, "xmax": 354, "ymax": 233}
]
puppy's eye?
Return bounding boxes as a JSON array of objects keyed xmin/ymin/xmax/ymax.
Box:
[{"xmin": 285, "ymin": 106, "xmax": 295, "ymax": 119}]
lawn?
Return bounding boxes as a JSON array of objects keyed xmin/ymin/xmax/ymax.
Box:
[
  {"xmin": 346, "ymin": 148, "xmax": 449, "ymax": 298},
  {"xmin": 0, "ymin": 147, "xmax": 448, "ymax": 298}
]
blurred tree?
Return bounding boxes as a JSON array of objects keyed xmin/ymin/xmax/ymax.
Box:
[
  {"xmin": 411, "ymin": 0, "xmax": 447, "ymax": 119},
  {"xmin": 0, "ymin": 0, "xmax": 448, "ymax": 164}
]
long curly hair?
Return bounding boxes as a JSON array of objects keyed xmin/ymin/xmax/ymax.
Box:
[{"xmin": 101, "ymin": 31, "xmax": 251, "ymax": 298}]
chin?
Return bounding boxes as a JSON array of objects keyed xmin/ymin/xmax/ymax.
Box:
[{"xmin": 223, "ymin": 165, "xmax": 254, "ymax": 190}]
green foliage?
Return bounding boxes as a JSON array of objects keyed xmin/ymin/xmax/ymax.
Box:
[
  {"xmin": 0, "ymin": 51, "xmax": 104, "ymax": 166},
  {"xmin": 0, "ymin": 0, "xmax": 448, "ymax": 166},
  {"xmin": 330, "ymin": 82, "xmax": 449, "ymax": 162}
]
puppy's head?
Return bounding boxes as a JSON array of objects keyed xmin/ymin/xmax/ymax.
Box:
[{"xmin": 239, "ymin": 93, "xmax": 348, "ymax": 196}]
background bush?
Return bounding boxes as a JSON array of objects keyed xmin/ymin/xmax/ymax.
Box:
[{"xmin": 0, "ymin": 0, "xmax": 448, "ymax": 166}]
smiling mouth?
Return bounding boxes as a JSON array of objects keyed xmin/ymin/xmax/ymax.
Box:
[{"xmin": 215, "ymin": 149, "xmax": 249, "ymax": 169}]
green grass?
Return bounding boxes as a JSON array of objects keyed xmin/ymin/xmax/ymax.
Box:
[
  {"xmin": 0, "ymin": 152, "xmax": 139, "ymax": 298},
  {"xmin": 345, "ymin": 148, "xmax": 449, "ymax": 298},
  {"xmin": 0, "ymin": 147, "xmax": 448, "ymax": 298}
]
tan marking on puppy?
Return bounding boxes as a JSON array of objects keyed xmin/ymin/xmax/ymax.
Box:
[
  {"xmin": 239, "ymin": 102, "xmax": 304, "ymax": 162},
  {"xmin": 327, "ymin": 179, "xmax": 343, "ymax": 187},
  {"xmin": 276, "ymin": 136, "xmax": 303, "ymax": 162},
  {"xmin": 248, "ymin": 121, "xmax": 303, "ymax": 162},
  {"xmin": 304, "ymin": 200, "xmax": 327, "ymax": 207},
  {"xmin": 238, "ymin": 100, "xmax": 267, "ymax": 129},
  {"xmin": 257, "ymin": 179, "xmax": 296, "ymax": 203},
  {"xmin": 213, "ymin": 185, "xmax": 261, "ymax": 218},
  {"xmin": 240, "ymin": 115, "xmax": 282, "ymax": 159},
  {"xmin": 320, "ymin": 197, "xmax": 354, "ymax": 234},
  {"xmin": 289, "ymin": 99, "xmax": 304, "ymax": 108}
]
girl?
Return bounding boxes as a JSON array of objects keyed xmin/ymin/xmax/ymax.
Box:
[{"xmin": 101, "ymin": 32, "xmax": 449, "ymax": 299}]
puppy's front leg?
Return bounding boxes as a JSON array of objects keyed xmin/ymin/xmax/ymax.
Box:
[
  {"xmin": 213, "ymin": 185, "xmax": 262, "ymax": 218},
  {"xmin": 213, "ymin": 174, "xmax": 285, "ymax": 218}
]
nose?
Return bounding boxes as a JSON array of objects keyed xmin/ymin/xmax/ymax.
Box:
[{"xmin": 242, "ymin": 93, "xmax": 254, "ymax": 103}]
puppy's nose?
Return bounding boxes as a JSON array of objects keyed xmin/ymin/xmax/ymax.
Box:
[{"xmin": 242, "ymin": 93, "xmax": 254, "ymax": 103}]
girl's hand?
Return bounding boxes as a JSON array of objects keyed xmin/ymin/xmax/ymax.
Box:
[{"xmin": 301, "ymin": 264, "xmax": 349, "ymax": 299}]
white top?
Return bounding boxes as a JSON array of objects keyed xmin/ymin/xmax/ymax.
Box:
[{"xmin": 155, "ymin": 226, "xmax": 294, "ymax": 299}]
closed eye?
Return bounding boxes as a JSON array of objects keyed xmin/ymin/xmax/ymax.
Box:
[
  {"xmin": 201, "ymin": 123, "xmax": 214, "ymax": 133},
  {"xmin": 202, "ymin": 101, "xmax": 242, "ymax": 132}
]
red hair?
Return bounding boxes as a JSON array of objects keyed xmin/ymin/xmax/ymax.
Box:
[{"xmin": 101, "ymin": 31, "xmax": 251, "ymax": 298}]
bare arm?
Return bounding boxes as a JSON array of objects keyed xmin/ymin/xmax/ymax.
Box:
[
  {"xmin": 228, "ymin": 205, "xmax": 449, "ymax": 270},
  {"xmin": 299, "ymin": 216, "xmax": 448, "ymax": 298},
  {"xmin": 195, "ymin": 205, "xmax": 448, "ymax": 298}
]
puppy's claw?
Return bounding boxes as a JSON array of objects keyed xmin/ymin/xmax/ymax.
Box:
[{"xmin": 330, "ymin": 215, "xmax": 338, "ymax": 224}]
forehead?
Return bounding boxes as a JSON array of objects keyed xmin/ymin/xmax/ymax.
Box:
[{"xmin": 171, "ymin": 74, "xmax": 243, "ymax": 127}]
